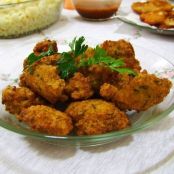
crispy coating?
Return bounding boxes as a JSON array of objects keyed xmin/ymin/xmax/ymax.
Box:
[
  {"xmin": 78, "ymin": 40, "xmax": 141, "ymax": 91},
  {"xmin": 132, "ymin": 0, "xmax": 174, "ymax": 29},
  {"xmin": 65, "ymin": 72, "xmax": 94, "ymax": 100},
  {"xmin": 20, "ymin": 64, "xmax": 67, "ymax": 104},
  {"xmin": 70, "ymin": 40, "xmax": 141, "ymax": 92},
  {"xmin": 23, "ymin": 39, "xmax": 59, "ymax": 70},
  {"xmin": 2, "ymin": 86, "xmax": 45, "ymax": 115},
  {"xmin": 2, "ymin": 38, "xmax": 173, "ymax": 137},
  {"xmin": 132, "ymin": 0, "xmax": 173, "ymax": 14},
  {"xmin": 140, "ymin": 11, "xmax": 167, "ymax": 25},
  {"xmin": 18, "ymin": 105, "xmax": 73, "ymax": 136},
  {"xmin": 101, "ymin": 40, "xmax": 141, "ymax": 72},
  {"xmin": 100, "ymin": 72, "xmax": 172, "ymax": 111},
  {"xmin": 160, "ymin": 11, "xmax": 174, "ymax": 29},
  {"xmin": 66, "ymin": 99, "xmax": 129, "ymax": 135},
  {"xmin": 23, "ymin": 54, "xmax": 60, "ymax": 70},
  {"xmin": 33, "ymin": 40, "xmax": 58, "ymax": 56},
  {"xmin": 79, "ymin": 47, "xmax": 118, "ymax": 89}
]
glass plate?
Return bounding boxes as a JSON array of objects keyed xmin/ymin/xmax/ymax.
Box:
[
  {"xmin": 117, "ymin": 6, "xmax": 174, "ymax": 35},
  {"xmin": 0, "ymin": 38, "xmax": 174, "ymax": 147}
]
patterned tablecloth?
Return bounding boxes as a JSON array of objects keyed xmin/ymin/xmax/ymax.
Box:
[{"xmin": 0, "ymin": 0, "xmax": 174, "ymax": 174}]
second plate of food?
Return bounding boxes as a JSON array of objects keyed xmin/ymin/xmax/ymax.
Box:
[
  {"xmin": 0, "ymin": 36, "xmax": 174, "ymax": 147},
  {"xmin": 117, "ymin": 0, "xmax": 174, "ymax": 35}
]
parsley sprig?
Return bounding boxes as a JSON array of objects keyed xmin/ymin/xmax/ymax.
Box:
[
  {"xmin": 69, "ymin": 36, "xmax": 88, "ymax": 57},
  {"xmin": 57, "ymin": 52, "xmax": 78, "ymax": 79},
  {"xmin": 57, "ymin": 36, "xmax": 88, "ymax": 79},
  {"xmin": 57, "ymin": 36, "xmax": 137, "ymax": 79},
  {"xmin": 79, "ymin": 46, "xmax": 136, "ymax": 76},
  {"xmin": 27, "ymin": 46, "xmax": 55, "ymax": 65}
]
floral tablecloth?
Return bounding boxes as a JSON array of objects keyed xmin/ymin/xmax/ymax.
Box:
[{"xmin": 0, "ymin": 0, "xmax": 174, "ymax": 174}]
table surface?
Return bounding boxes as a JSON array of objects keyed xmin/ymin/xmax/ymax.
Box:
[{"xmin": 0, "ymin": 0, "xmax": 174, "ymax": 174}]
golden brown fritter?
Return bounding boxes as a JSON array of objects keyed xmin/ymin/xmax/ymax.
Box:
[
  {"xmin": 18, "ymin": 105, "xmax": 73, "ymax": 136},
  {"xmin": 33, "ymin": 40, "xmax": 58, "ymax": 56},
  {"xmin": 132, "ymin": 0, "xmax": 173, "ymax": 14},
  {"xmin": 100, "ymin": 72, "xmax": 172, "ymax": 111},
  {"xmin": 65, "ymin": 72, "xmax": 94, "ymax": 100},
  {"xmin": 160, "ymin": 11, "xmax": 174, "ymax": 29},
  {"xmin": 77, "ymin": 40, "xmax": 141, "ymax": 91},
  {"xmin": 101, "ymin": 40, "xmax": 141, "ymax": 72},
  {"xmin": 132, "ymin": 0, "xmax": 174, "ymax": 29},
  {"xmin": 140, "ymin": 11, "xmax": 167, "ymax": 26},
  {"xmin": 23, "ymin": 39, "xmax": 59, "ymax": 69},
  {"xmin": 23, "ymin": 54, "xmax": 60, "ymax": 70},
  {"xmin": 20, "ymin": 64, "xmax": 67, "ymax": 104},
  {"xmin": 79, "ymin": 48, "xmax": 117, "ymax": 89},
  {"xmin": 66, "ymin": 99, "xmax": 129, "ymax": 135},
  {"xmin": 2, "ymin": 86, "xmax": 45, "ymax": 115}
]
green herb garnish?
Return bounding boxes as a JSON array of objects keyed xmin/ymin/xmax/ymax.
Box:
[
  {"xmin": 57, "ymin": 36, "xmax": 137, "ymax": 79},
  {"xmin": 57, "ymin": 36, "xmax": 88, "ymax": 79},
  {"xmin": 69, "ymin": 36, "xmax": 88, "ymax": 57},
  {"xmin": 27, "ymin": 46, "xmax": 56, "ymax": 65},
  {"xmin": 57, "ymin": 52, "xmax": 77, "ymax": 79},
  {"xmin": 79, "ymin": 46, "xmax": 137, "ymax": 76}
]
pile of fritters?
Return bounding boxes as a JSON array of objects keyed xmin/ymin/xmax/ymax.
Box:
[
  {"xmin": 2, "ymin": 39, "xmax": 172, "ymax": 136},
  {"xmin": 132, "ymin": 0, "xmax": 174, "ymax": 29}
]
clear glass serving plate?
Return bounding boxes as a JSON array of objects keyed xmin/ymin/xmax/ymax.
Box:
[{"xmin": 0, "ymin": 38, "xmax": 174, "ymax": 147}]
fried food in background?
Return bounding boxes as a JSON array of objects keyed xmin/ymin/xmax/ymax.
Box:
[
  {"xmin": 100, "ymin": 72, "xmax": 172, "ymax": 111},
  {"xmin": 160, "ymin": 11, "xmax": 174, "ymax": 29},
  {"xmin": 20, "ymin": 64, "xmax": 67, "ymax": 104},
  {"xmin": 18, "ymin": 105, "xmax": 73, "ymax": 136},
  {"xmin": 66, "ymin": 99, "xmax": 129, "ymax": 135},
  {"xmin": 132, "ymin": 0, "xmax": 174, "ymax": 29},
  {"xmin": 65, "ymin": 72, "xmax": 94, "ymax": 100},
  {"xmin": 2, "ymin": 86, "xmax": 46, "ymax": 114},
  {"xmin": 132, "ymin": 0, "xmax": 173, "ymax": 14},
  {"xmin": 140, "ymin": 11, "xmax": 167, "ymax": 25}
]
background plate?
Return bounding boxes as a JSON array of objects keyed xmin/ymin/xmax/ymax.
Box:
[{"xmin": 117, "ymin": 6, "xmax": 174, "ymax": 35}]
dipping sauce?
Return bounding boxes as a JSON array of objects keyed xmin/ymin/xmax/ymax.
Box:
[
  {"xmin": 73, "ymin": 0, "xmax": 122, "ymax": 20},
  {"xmin": 75, "ymin": 6, "xmax": 118, "ymax": 19}
]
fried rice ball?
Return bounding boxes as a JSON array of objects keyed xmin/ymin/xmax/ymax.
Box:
[
  {"xmin": 20, "ymin": 64, "xmax": 67, "ymax": 104},
  {"xmin": 23, "ymin": 54, "xmax": 60, "ymax": 70},
  {"xmin": 100, "ymin": 72, "xmax": 172, "ymax": 111},
  {"xmin": 65, "ymin": 72, "xmax": 94, "ymax": 100},
  {"xmin": 33, "ymin": 39, "xmax": 58, "ymax": 56},
  {"xmin": 140, "ymin": 11, "xmax": 168, "ymax": 26},
  {"xmin": 101, "ymin": 40, "xmax": 141, "ymax": 72},
  {"xmin": 132, "ymin": 0, "xmax": 173, "ymax": 14},
  {"xmin": 66, "ymin": 99, "xmax": 129, "ymax": 135},
  {"xmin": 2, "ymin": 86, "xmax": 45, "ymax": 115},
  {"xmin": 23, "ymin": 39, "xmax": 59, "ymax": 69},
  {"xmin": 18, "ymin": 105, "xmax": 73, "ymax": 136},
  {"xmin": 78, "ymin": 40, "xmax": 141, "ymax": 91}
]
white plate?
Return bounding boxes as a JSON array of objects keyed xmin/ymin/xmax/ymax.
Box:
[{"xmin": 117, "ymin": 5, "xmax": 174, "ymax": 35}]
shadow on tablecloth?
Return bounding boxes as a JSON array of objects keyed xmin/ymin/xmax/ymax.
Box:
[{"xmin": 24, "ymin": 135, "xmax": 133, "ymax": 160}]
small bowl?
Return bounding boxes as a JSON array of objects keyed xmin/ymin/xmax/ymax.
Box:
[
  {"xmin": 73, "ymin": 0, "xmax": 122, "ymax": 21},
  {"xmin": 0, "ymin": 0, "xmax": 63, "ymax": 38}
]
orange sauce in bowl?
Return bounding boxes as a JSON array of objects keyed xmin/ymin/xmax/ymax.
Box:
[{"xmin": 75, "ymin": 6, "xmax": 118, "ymax": 19}]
